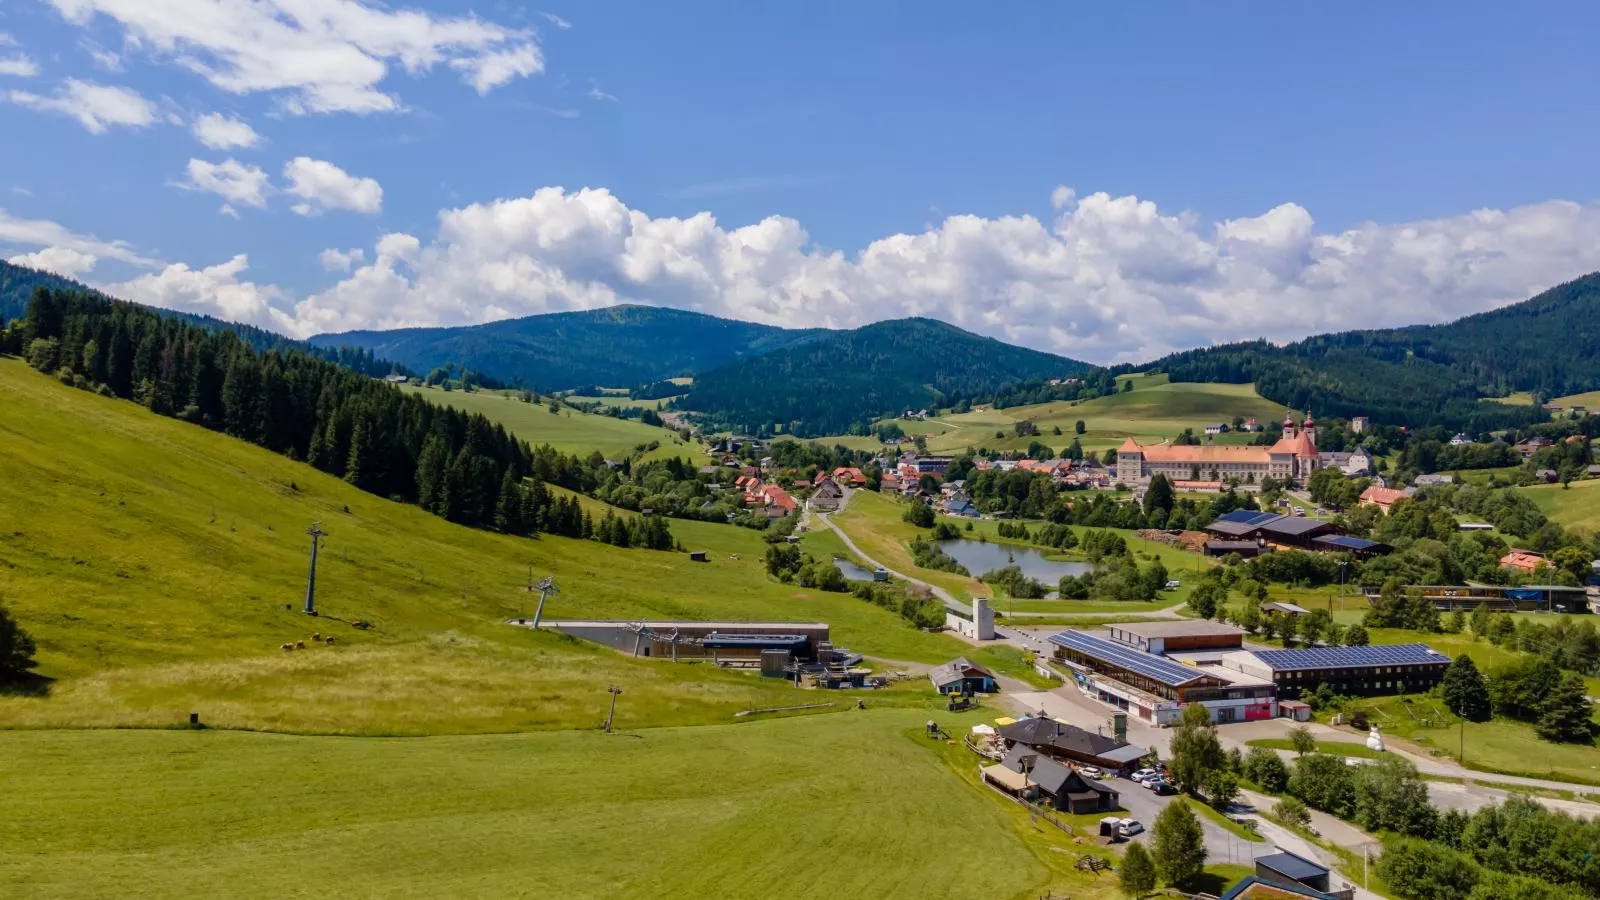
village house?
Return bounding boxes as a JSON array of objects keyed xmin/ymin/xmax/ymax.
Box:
[
  {"xmin": 928, "ymin": 657, "xmax": 999, "ymax": 695},
  {"xmin": 1318, "ymin": 447, "xmax": 1374, "ymax": 476},
  {"xmin": 1204, "ymin": 423, "xmax": 1227, "ymax": 436},
  {"xmin": 1514, "ymin": 436, "xmax": 1552, "ymax": 458},
  {"xmin": 1350, "ymin": 416, "xmax": 1369, "ymax": 434},
  {"xmin": 1358, "ymin": 484, "xmax": 1413, "ymax": 514},
  {"xmin": 1500, "ymin": 549, "xmax": 1546, "ymax": 574},
  {"xmin": 806, "ymin": 476, "xmax": 843, "ymax": 512},
  {"xmin": 1244, "ymin": 418, "xmax": 1263, "ymax": 432},
  {"xmin": 997, "ymin": 746, "xmax": 1119, "ymax": 813},
  {"xmin": 1449, "ymin": 432, "xmax": 1472, "ymax": 446},
  {"xmin": 830, "ymin": 466, "xmax": 868, "ymax": 487}
]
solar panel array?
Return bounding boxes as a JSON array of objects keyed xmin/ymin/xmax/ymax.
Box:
[
  {"xmin": 1216, "ymin": 509, "xmax": 1282, "ymax": 527},
  {"xmin": 1047, "ymin": 631, "xmax": 1208, "ymax": 687},
  {"xmin": 1315, "ymin": 535, "xmax": 1382, "ymax": 551},
  {"xmin": 1251, "ymin": 643, "xmax": 1446, "ymax": 672}
]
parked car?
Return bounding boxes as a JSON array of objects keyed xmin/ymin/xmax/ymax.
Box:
[
  {"xmin": 1116, "ymin": 818, "xmax": 1145, "ymax": 837},
  {"xmin": 1129, "ymin": 768, "xmax": 1159, "ymax": 783},
  {"xmin": 1078, "ymin": 766, "xmax": 1104, "ymax": 779},
  {"xmin": 1162, "ymin": 580, "xmax": 1181, "ymax": 590},
  {"xmin": 1145, "ymin": 779, "xmax": 1175, "ymax": 794}
]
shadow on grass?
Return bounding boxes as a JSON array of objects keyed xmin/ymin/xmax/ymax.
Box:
[
  {"xmin": 1178, "ymin": 870, "xmax": 1235, "ymax": 896},
  {"xmin": 0, "ymin": 671, "xmax": 55, "ymax": 698}
]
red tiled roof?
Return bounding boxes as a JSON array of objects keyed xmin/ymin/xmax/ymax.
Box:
[{"xmin": 1360, "ymin": 485, "xmax": 1409, "ymax": 508}]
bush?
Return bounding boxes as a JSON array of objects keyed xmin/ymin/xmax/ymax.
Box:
[
  {"xmin": 0, "ymin": 602, "xmax": 38, "ymax": 681},
  {"xmin": 1243, "ymin": 747, "xmax": 1288, "ymax": 792},
  {"xmin": 1273, "ymin": 796, "xmax": 1311, "ymax": 831}
]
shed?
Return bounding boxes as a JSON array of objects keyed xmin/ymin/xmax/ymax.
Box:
[
  {"xmin": 1255, "ymin": 850, "xmax": 1332, "ymax": 893},
  {"xmin": 1311, "ymin": 535, "xmax": 1391, "ymax": 558},
  {"xmin": 1206, "ymin": 540, "xmax": 1266, "ymax": 559},
  {"xmin": 689, "ymin": 550, "xmax": 709, "ymax": 562},
  {"xmin": 929, "ymin": 657, "xmax": 999, "ymax": 695}
]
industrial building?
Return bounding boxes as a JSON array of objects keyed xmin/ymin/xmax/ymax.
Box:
[
  {"xmin": 1106, "ymin": 620, "xmax": 1245, "ymax": 655},
  {"xmin": 1222, "ymin": 644, "xmax": 1449, "ymax": 699},
  {"xmin": 1047, "ymin": 631, "xmax": 1276, "ymax": 725}
]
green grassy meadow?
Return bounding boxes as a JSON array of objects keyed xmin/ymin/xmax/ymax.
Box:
[
  {"xmin": 0, "ymin": 711, "xmax": 1121, "ymax": 900},
  {"xmin": 804, "ymin": 376, "xmax": 1288, "ymax": 457},
  {"xmin": 1518, "ymin": 478, "xmax": 1600, "ymax": 531},
  {"xmin": 400, "ymin": 383, "xmax": 703, "ymax": 461},
  {"xmin": 1550, "ymin": 390, "xmax": 1600, "ymax": 409}
]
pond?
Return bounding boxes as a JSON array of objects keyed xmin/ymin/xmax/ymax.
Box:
[
  {"xmin": 935, "ymin": 539, "xmax": 1092, "ymax": 583},
  {"xmin": 832, "ymin": 557, "xmax": 880, "ymax": 581}
]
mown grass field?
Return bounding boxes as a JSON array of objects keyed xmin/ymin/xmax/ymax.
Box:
[
  {"xmin": 400, "ymin": 382, "xmax": 702, "ymax": 461},
  {"xmin": 0, "ymin": 710, "xmax": 1121, "ymax": 900},
  {"xmin": 1246, "ymin": 737, "xmax": 1385, "ymax": 760},
  {"xmin": 1550, "ymin": 389, "xmax": 1600, "ymax": 409},
  {"xmin": 0, "ymin": 358, "xmax": 1009, "ymax": 733},
  {"xmin": 1518, "ymin": 478, "xmax": 1600, "ymax": 531}
]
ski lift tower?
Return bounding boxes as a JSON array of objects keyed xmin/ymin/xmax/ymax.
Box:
[
  {"xmin": 528, "ymin": 575, "xmax": 560, "ymax": 628},
  {"xmin": 303, "ymin": 522, "xmax": 326, "ymax": 615}
]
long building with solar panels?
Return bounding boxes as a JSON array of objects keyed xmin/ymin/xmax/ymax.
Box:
[
  {"xmin": 1047, "ymin": 631, "xmax": 1276, "ymax": 726},
  {"xmin": 1221, "ymin": 644, "xmax": 1449, "ymax": 699}
]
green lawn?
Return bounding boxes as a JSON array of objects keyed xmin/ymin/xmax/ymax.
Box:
[
  {"xmin": 1549, "ymin": 390, "xmax": 1600, "ymax": 409},
  {"xmin": 1246, "ymin": 738, "xmax": 1386, "ymax": 760},
  {"xmin": 400, "ymin": 383, "xmax": 703, "ymax": 460},
  {"xmin": 0, "ymin": 710, "xmax": 1124, "ymax": 900},
  {"xmin": 1518, "ymin": 478, "xmax": 1600, "ymax": 531},
  {"xmin": 0, "ymin": 358, "xmax": 1009, "ymax": 733}
]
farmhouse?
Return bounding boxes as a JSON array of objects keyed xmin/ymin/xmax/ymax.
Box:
[
  {"xmin": 929, "ymin": 657, "xmax": 999, "ymax": 695},
  {"xmin": 996, "ymin": 745, "xmax": 1119, "ymax": 813},
  {"xmin": 995, "ymin": 715, "xmax": 1149, "ymax": 773},
  {"xmin": 830, "ymin": 466, "xmax": 868, "ymax": 486},
  {"xmin": 1116, "ymin": 414, "xmax": 1321, "ymax": 486},
  {"xmin": 806, "ymin": 477, "xmax": 843, "ymax": 512},
  {"xmin": 1500, "ymin": 549, "xmax": 1546, "ymax": 573},
  {"xmin": 1221, "ymin": 644, "xmax": 1449, "ymax": 700},
  {"xmin": 1048, "ymin": 631, "xmax": 1276, "ymax": 725},
  {"xmin": 1318, "ymin": 448, "xmax": 1374, "ymax": 476}
]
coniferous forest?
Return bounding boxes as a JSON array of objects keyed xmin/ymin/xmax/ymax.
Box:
[{"xmin": 3, "ymin": 286, "xmax": 675, "ymax": 551}]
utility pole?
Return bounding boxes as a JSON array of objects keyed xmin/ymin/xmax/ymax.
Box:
[
  {"xmin": 303, "ymin": 523, "xmax": 326, "ymax": 615},
  {"xmin": 1459, "ymin": 717, "xmax": 1465, "ymax": 766},
  {"xmin": 604, "ymin": 684, "xmax": 622, "ymax": 733}
]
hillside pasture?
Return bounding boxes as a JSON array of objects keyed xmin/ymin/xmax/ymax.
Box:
[
  {"xmin": 916, "ymin": 380, "xmax": 1289, "ymax": 456},
  {"xmin": 400, "ymin": 383, "xmax": 699, "ymax": 459},
  {"xmin": 1519, "ymin": 478, "xmax": 1600, "ymax": 531},
  {"xmin": 0, "ymin": 358, "xmax": 998, "ymax": 733}
]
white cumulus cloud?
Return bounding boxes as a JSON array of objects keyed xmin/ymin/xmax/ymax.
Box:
[
  {"xmin": 0, "ymin": 207, "xmax": 156, "ymax": 267},
  {"xmin": 286, "ymin": 186, "xmax": 1600, "ymax": 363},
  {"xmin": 102, "ymin": 254, "xmax": 299, "ymax": 334},
  {"xmin": 174, "ymin": 158, "xmax": 271, "ymax": 212},
  {"xmin": 283, "ymin": 157, "xmax": 382, "ymax": 215},
  {"xmin": 44, "ymin": 0, "xmax": 545, "ymax": 115},
  {"xmin": 6, "ymin": 78, "xmax": 156, "ymax": 133},
  {"xmin": 191, "ymin": 112, "xmax": 260, "ymax": 150},
  {"xmin": 7, "ymin": 246, "xmax": 99, "ymax": 279},
  {"xmin": 320, "ymin": 247, "xmax": 365, "ymax": 272}
]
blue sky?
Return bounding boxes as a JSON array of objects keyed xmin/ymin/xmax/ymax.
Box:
[{"xmin": 2, "ymin": 1, "xmax": 1599, "ymax": 363}]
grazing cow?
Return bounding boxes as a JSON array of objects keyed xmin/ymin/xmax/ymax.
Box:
[
  {"xmin": 324, "ymin": 636, "xmax": 336, "ymax": 645},
  {"xmin": 281, "ymin": 643, "xmax": 293, "ymax": 651},
  {"xmin": 295, "ymin": 640, "xmax": 306, "ymax": 649}
]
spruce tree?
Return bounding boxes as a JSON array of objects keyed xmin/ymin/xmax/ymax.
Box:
[
  {"xmin": 344, "ymin": 420, "xmax": 369, "ymax": 488},
  {"xmin": 1441, "ymin": 654, "xmax": 1491, "ymax": 722},
  {"xmin": 1536, "ymin": 673, "xmax": 1594, "ymax": 743},
  {"xmin": 0, "ymin": 602, "xmax": 39, "ymax": 682}
]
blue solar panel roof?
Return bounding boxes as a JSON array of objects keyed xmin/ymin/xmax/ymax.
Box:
[
  {"xmin": 1251, "ymin": 643, "xmax": 1447, "ymax": 672},
  {"xmin": 1047, "ymin": 631, "xmax": 1210, "ymax": 687},
  {"xmin": 1216, "ymin": 509, "xmax": 1281, "ymax": 527},
  {"xmin": 1314, "ymin": 535, "xmax": 1384, "ymax": 551}
]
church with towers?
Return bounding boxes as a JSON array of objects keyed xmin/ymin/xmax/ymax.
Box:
[{"xmin": 1114, "ymin": 412, "xmax": 1322, "ymax": 487}]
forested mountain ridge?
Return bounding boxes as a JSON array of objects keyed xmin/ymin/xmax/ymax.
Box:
[
  {"xmin": 685, "ymin": 317, "xmax": 1088, "ymax": 436},
  {"xmin": 1143, "ymin": 272, "xmax": 1600, "ymax": 429},
  {"xmin": 0, "ymin": 260, "xmax": 401, "ymax": 378},
  {"xmin": 310, "ymin": 305, "xmax": 827, "ymax": 391}
]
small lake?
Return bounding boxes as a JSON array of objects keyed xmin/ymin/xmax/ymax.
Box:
[
  {"xmin": 832, "ymin": 557, "xmax": 879, "ymax": 581},
  {"xmin": 935, "ymin": 539, "xmax": 1092, "ymax": 582}
]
